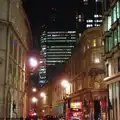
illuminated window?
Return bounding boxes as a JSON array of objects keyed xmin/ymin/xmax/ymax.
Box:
[
  {"xmin": 102, "ymin": 41, "xmax": 104, "ymax": 46},
  {"xmin": 108, "ymin": 16, "xmax": 111, "ymax": 30},
  {"xmin": 117, "ymin": 2, "xmax": 120, "ymax": 18},
  {"xmin": 92, "ymin": 52, "xmax": 100, "ymax": 64},
  {"xmin": 86, "ymin": 24, "xmax": 93, "ymax": 28},
  {"xmin": 76, "ymin": 16, "xmax": 78, "ymax": 20},
  {"xmin": 79, "ymin": 19, "xmax": 81, "ymax": 22},
  {"xmin": 94, "ymin": 24, "xmax": 101, "ymax": 27},
  {"xmin": 94, "ymin": 14, "xmax": 99, "ymax": 18},
  {"xmin": 92, "ymin": 39, "xmax": 96, "ymax": 47},
  {"xmin": 87, "ymin": 44, "xmax": 89, "ymax": 49},
  {"xmin": 87, "ymin": 40, "xmax": 90, "ymax": 49},
  {"xmin": 87, "ymin": 20, "xmax": 93, "ymax": 23},
  {"xmin": 112, "ymin": 6, "xmax": 117, "ymax": 23},
  {"xmin": 118, "ymin": 26, "xmax": 120, "ymax": 43},
  {"xmin": 96, "ymin": 0, "xmax": 101, "ymax": 2},
  {"xmin": 114, "ymin": 29, "xmax": 117, "ymax": 46},
  {"xmin": 94, "ymin": 20, "xmax": 102, "ymax": 23}
]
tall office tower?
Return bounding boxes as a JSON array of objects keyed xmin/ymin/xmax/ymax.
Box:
[
  {"xmin": 41, "ymin": 31, "xmax": 76, "ymax": 66},
  {"xmin": 39, "ymin": 31, "xmax": 47, "ymax": 86},
  {"xmin": 76, "ymin": 0, "xmax": 102, "ymax": 40}
]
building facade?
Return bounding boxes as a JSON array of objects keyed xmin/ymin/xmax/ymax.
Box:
[
  {"xmin": 76, "ymin": 0, "xmax": 102, "ymax": 40},
  {"xmin": 65, "ymin": 27, "xmax": 107, "ymax": 120},
  {"xmin": 40, "ymin": 31, "xmax": 76, "ymax": 85},
  {"xmin": 52, "ymin": 74, "xmax": 65, "ymax": 117},
  {"xmin": 103, "ymin": 0, "xmax": 120, "ymax": 120},
  {"xmin": 0, "ymin": 0, "xmax": 31, "ymax": 118},
  {"xmin": 37, "ymin": 83, "xmax": 52, "ymax": 116},
  {"xmin": 40, "ymin": 31, "xmax": 76, "ymax": 66},
  {"xmin": 52, "ymin": 27, "xmax": 107, "ymax": 120}
]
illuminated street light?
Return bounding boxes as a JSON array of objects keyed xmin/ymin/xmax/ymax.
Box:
[
  {"xmin": 40, "ymin": 92, "xmax": 46, "ymax": 98},
  {"xmin": 29, "ymin": 57, "xmax": 38, "ymax": 68},
  {"xmin": 32, "ymin": 97, "xmax": 38, "ymax": 103},
  {"xmin": 61, "ymin": 80, "xmax": 70, "ymax": 94},
  {"xmin": 32, "ymin": 88, "xmax": 37, "ymax": 92},
  {"xmin": 61, "ymin": 80, "xmax": 70, "ymax": 88},
  {"xmin": 40, "ymin": 60, "xmax": 43, "ymax": 64}
]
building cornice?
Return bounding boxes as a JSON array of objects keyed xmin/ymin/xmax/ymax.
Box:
[{"xmin": 80, "ymin": 27, "xmax": 103, "ymax": 43}]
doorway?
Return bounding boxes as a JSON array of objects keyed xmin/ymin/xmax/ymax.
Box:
[{"xmin": 94, "ymin": 100, "xmax": 101, "ymax": 120}]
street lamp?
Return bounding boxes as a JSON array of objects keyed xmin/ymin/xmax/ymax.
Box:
[
  {"xmin": 40, "ymin": 92, "xmax": 46, "ymax": 98},
  {"xmin": 61, "ymin": 80, "xmax": 71, "ymax": 120},
  {"xmin": 61, "ymin": 80, "xmax": 70, "ymax": 88},
  {"xmin": 32, "ymin": 88, "xmax": 37, "ymax": 92},
  {"xmin": 32, "ymin": 97, "xmax": 38, "ymax": 103},
  {"xmin": 61, "ymin": 80, "xmax": 70, "ymax": 94},
  {"xmin": 29, "ymin": 57, "xmax": 38, "ymax": 68}
]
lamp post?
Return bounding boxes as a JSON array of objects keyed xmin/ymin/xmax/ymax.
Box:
[
  {"xmin": 28, "ymin": 57, "xmax": 38, "ymax": 72},
  {"xmin": 32, "ymin": 88, "xmax": 37, "ymax": 92},
  {"xmin": 61, "ymin": 80, "xmax": 71, "ymax": 120},
  {"xmin": 30, "ymin": 97, "xmax": 38, "ymax": 111}
]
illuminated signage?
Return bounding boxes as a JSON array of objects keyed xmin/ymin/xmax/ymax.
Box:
[{"xmin": 71, "ymin": 102, "xmax": 82, "ymax": 109}]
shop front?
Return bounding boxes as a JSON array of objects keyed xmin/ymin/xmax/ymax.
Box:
[
  {"xmin": 69, "ymin": 88, "xmax": 107, "ymax": 120},
  {"xmin": 70, "ymin": 102, "xmax": 83, "ymax": 120}
]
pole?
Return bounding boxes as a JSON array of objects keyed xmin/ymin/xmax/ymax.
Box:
[{"xmin": 63, "ymin": 98, "xmax": 66, "ymax": 120}]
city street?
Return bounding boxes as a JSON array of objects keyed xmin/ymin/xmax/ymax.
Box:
[{"xmin": 0, "ymin": 0, "xmax": 119, "ymax": 120}]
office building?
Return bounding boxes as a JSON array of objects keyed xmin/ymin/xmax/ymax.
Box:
[
  {"xmin": 103, "ymin": 0, "xmax": 120, "ymax": 120},
  {"xmin": 76, "ymin": 0, "xmax": 102, "ymax": 39},
  {"xmin": 39, "ymin": 52, "xmax": 46, "ymax": 86},
  {"xmin": 41, "ymin": 31, "xmax": 76, "ymax": 66},
  {"xmin": 39, "ymin": 31, "xmax": 76, "ymax": 85}
]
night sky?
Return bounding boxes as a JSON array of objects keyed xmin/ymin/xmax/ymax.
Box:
[
  {"xmin": 22, "ymin": 0, "xmax": 76, "ymax": 36},
  {"xmin": 22, "ymin": 0, "xmax": 76, "ymax": 83}
]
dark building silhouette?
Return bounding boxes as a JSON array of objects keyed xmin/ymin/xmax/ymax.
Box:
[{"xmin": 76, "ymin": 0, "xmax": 102, "ymax": 40}]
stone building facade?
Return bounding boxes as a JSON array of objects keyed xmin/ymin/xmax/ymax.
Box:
[
  {"xmin": 65, "ymin": 27, "xmax": 107, "ymax": 119},
  {"xmin": 52, "ymin": 27, "xmax": 108, "ymax": 120},
  {"xmin": 0, "ymin": 0, "xmax": 31, "ymax": 118},
  {"xmin": 103, "ymin": 0, "xmax": 120, "ymax": 119},
  {"xmin": 37, "ymin": 83, "xmax": 52, "ymax": 116}
]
